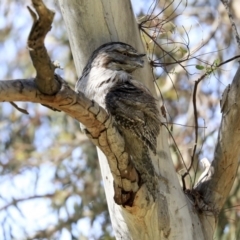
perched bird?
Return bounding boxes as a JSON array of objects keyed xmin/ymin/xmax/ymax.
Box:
[{"xmin": 76, "ymin": 42, "xmax": 161, "ymax": 197}]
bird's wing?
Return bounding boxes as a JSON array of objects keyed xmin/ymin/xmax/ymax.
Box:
[{"xmin": 105, "ymin": 79, "xmax": 161, "ymax": 153}]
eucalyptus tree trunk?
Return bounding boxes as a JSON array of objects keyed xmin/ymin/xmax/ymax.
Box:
[{"xmin": 57, "ymin": 1, "xmax": 239, "ymax": 239}]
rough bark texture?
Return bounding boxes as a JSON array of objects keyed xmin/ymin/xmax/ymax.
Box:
[
  {"xmin": 28, "ymin": 0, "xmax": 60, "ymax": 95},
  {"xmin": 0, "ymin": 79, "xmax": 107, "ymax": 138}
]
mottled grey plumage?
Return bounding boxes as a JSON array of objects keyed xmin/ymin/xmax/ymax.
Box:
[{"xmin": 76, "ymin": 42, "xmax": 161, "ymax": 195}]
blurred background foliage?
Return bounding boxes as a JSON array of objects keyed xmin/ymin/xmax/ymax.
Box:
[{"xmin": 0, "ymin": 0, "xmax": 240, "ymax": 239}]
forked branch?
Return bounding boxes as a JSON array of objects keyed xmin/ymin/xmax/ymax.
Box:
[{"xmin": 27, "ymin": 0, "xmax": 60, "ymax": 95}]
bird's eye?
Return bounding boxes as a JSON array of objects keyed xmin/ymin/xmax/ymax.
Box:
[{"xmin": 114, "ymin": 50, "xmax": 131, "ymax": 57}]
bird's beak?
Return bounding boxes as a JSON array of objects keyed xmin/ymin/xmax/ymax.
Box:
[{"xmin": 137, "ymin": 53, "xmax": 146, "ymax": 58}]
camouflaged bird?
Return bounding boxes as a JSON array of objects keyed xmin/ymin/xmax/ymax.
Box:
[{"xmin": 76, "ymin": 42, "xmax": 161, "ymax": 196}]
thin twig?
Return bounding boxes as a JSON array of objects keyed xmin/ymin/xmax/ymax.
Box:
[
  {"xmin": 162, "ymin": 123, "xmax": 188, "ymax": 178},
  {"xmin": 0, "ymin": 194, "xmax": 54, "ymax": 211},
  {"xmin": 10, "ymin": 102, "xmax": 29, "ymax": 114},
  {"xmin": 161, "ymin": 121, "xmax": 207, "ymax": 128},
  {"xmin": 140, "ymin": 27, "xmax": 189, "ymax": 73}
]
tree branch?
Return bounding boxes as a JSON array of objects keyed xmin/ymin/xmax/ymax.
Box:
[
  {"xmin": 27, "ymin": 0, "xmax": 60, "ymax": 95},
  {"xmin": 0, "ymin": 78, "xmax": 105, "ymax": 137},
  {"xmin": 191, "ymin": 1, "xmax": 240, "ymax": 213},
  {"xmin": 0, "ymin": 194, "xmax": 54, "ymax": 211},
  {"xmin": 0, "ymin": 77, "xmax": 140, "ymax": 205},
  {"xmin": 196, "ymin": 65, "xmax": 240, "ymax": 212}
]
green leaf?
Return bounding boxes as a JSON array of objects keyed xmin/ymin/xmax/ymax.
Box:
[{"xmin": 196, "ymin": 65, "xmax": 205, "ymax": 70}]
